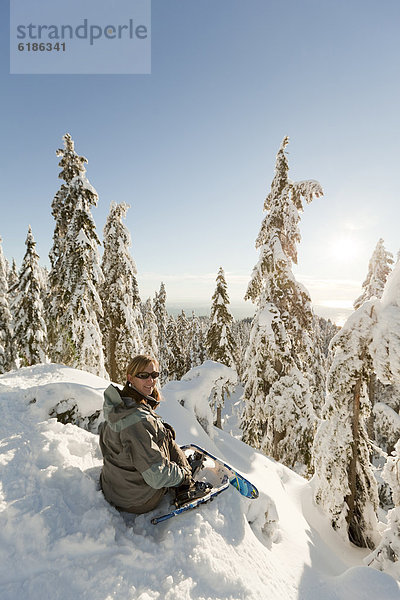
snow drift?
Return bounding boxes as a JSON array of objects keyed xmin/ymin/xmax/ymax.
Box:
[{"xmin": 0, "ymin": 364, "xmax": 399, "ymax": 600}]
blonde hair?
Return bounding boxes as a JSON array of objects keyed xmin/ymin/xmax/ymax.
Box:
[{"xmin": 126, "ymin": 355, "xmax": 161, "ymax": 402}]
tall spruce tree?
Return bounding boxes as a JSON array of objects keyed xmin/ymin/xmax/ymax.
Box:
[
  {"xmin": 232, "ymin": 318, "xmax": 252, "ymax": 378},
  {"xmin": 7, "ymin": 258, "xmax": 18, "ymax": 314},
  {"xmin": 177, "ymin": 310, "xmax": 190, "ymax": 375},
  {"xmin": 166, "ymin": 315, "xmax": 186, "ymax": 380},
  {"xmin": 100, "ymin": 202, "xmax": 143, "ymax": 381},
  {"xmin": 48, "ymin": 133, "xmax": 105, "ymax": 376},
  {"xmin": 0, "ymin": 238, "xmax": 13, "ymax": 372},
  {"xmin": 354, "ymin": 238, "xmax": 395, "ymax": 443},
  {"xmin": 7, "ymin": 258, "xmax": 18, "ymax": 337},
  {"xmin": 188, "ymin": 311, "xmax": 206, "ymax": 369},
  {"xmin": 38, "ymin": 265, "xmax": 49, "ymax": 305},
  {"xmin": 142, "ymin": 298, "xmax": 158, "ymax": 358},
  {"xmin": 206, "ymin": 267, "xmax": 236, "ymax": 368},
  {"xmin": 314, "ymin": 260, "xmax": 400, "ymax": 552},
  {"xmin": 309, "ymin": 314, "xmax": 328, "ymax": 416},
  {"xmin": 48, "ymin": 133, "xmax": 88, "ymax": 349},
  {"xmin": 369, "ymin": 255, "xmax": 400, "ymax": 454},
  {"xmin": 153, "ymin": 283, "xmax": 172, "ymax": 383},
  {"xmin": 367, "ymin": 260, "xmax": 400, "ymax": 567},
  {"xmin": 367, "ymin": 439, "xmax": 400, "ymax": 570},
  {"xmin": 312, "ymin": 301, "xmax": 380, "ymax": 549},
  {"xmin": 12, "ymin": 227, "xmax": 48, "ymax": 367},
  {"xmin": 370, "ymin": 260, "xmax": 400, "ymax": 393},
  {"xmin": 241, "ymin": 137, "xmax": 323, "ymax": 472}
]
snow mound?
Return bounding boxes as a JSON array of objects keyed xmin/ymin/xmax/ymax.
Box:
[
  {"xmin": 0, "ymin": 364, "xmax": 399, "ymax": 600},
  {"xmin": 162, "ymin": 360, "xmax": 237, "ymax": 438}
]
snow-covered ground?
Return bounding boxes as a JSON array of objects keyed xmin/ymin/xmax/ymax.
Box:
[{"xmin": 0, "ymin": 364, "xmax": 399, "ymax": 600}]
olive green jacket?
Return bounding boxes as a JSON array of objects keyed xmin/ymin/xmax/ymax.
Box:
[{"xmin": 99, "ymin": 384, "xmax": 188, "ymax": 514}]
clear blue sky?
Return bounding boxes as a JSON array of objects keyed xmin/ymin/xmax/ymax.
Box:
[{"xmin": 1, "ymin": 0, "xmax": 400, "ymax": 323}]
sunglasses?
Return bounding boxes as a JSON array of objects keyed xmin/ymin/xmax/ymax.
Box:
[{"xmin": 135, "ymin": 371, "xmax": 159, "ymax": 380}]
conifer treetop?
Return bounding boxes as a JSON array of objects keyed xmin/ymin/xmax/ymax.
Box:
[
  {"xmin": 25, "ymin": 225, "xmax": 38, "ymax": 258},
  {"xmin": 56, "ymin": 133, "xmax": 90, "ymax": 184},
  {"xmin": 158, "ymin": 282, "xmax": 167, "ymax": 305},
  {"xmin": 102, "ymin": 201, "xmax": 137, "ymax": 276},
  {"xmin": 354, "ymin": 238, "xmax": 394, "ymax": 310},
  {"xmin": 370, "ymin": 259, "xmax": 400, "ymax": 384}
]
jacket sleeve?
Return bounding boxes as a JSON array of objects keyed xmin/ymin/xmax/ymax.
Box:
[{"xmin": 120, "ymin": 418, "xmax": 187, "ymax": 489}]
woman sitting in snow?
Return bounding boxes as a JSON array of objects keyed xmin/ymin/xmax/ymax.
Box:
[{"xmin": 99, "ymin": 354, "xmax": 211, "ymax": 514}]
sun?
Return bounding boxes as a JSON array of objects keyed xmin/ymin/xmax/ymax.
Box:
[{"xmin": 329, "ymin": 236, "xmax": 360, "ymax": 261}]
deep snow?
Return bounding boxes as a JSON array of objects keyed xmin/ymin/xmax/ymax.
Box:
[{"xmin": 0, "ymin": 364, "xmax": 399, "ymax": 600}]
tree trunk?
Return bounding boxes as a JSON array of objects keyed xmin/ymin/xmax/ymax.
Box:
[
  {"xmin": 367, "ymin": 372, "xmax": 376, "ymax": 441},
  {"xmin": 108, "ymin": 324, "xmax": 118, "ymax": 382},
  {"xmin": 215, "ymin": 406, "xmax": 222, "ymax": 429},
  {"xmin": 346, "ymin": 373, "xmax": 362, "ymax": 545}
]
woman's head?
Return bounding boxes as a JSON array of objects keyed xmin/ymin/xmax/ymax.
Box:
[{"xmin": 126, "ymin": 355, "xmax": 160, "ymax": 400}]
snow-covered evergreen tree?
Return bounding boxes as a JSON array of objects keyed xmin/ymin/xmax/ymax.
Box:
[
  {"xmin": 371, "ymin": 377, "xmax": 400, "ymax": 461},
  {"xmin": 367, "ymin": 438, "xmax": 400, "ymax": 570},
  {"xmin": 353, "ymin": 238, "xmax": 395, "ymax": 439},
  {"xmin": 7, "ymin": 258, "xmax": 19, "ymax": 331},
  {"xmin": 241, "ymin": 136, "xmax": 323, "ymax": 472},
  {"xmin": 373, "ymin": 402, "xmax": 400, "ymax": 455},
  {"xmin": 12, "ymin": 227, "xmax": 48, "ymax": 367},
  {"xmin": 188, "ymin": 311, "xmax": 206, "ymax": 369},
  {"xmin": 38, "ymin": 265, "xmax": 49, "ymax": 305},
  {"xmin": 313, "ymin": 301, "xmax": 380, "ymax": 549},
  {"xmin": 142, "ymin": 298, "xmax": 158, "ymax": 359},
  {"xmin": 0, "ymin": 238, "xmax": 13, "ymax": 372},
  {"xmin": 370, "ymin": 260, "xmax": 400, "ymax": 388},
  {"xmin": 206, "ymin": 267, "xmax": 236, "ymax": 368},
  {"xmin": 317, "ymin": 316, "xmax": 340, "ymax": 358},
  {"xmin": 177, "ymin": 310, "xmax": 190, "ymax": 375},
  {"xmin": 48, "ymin": 133, "xmax": 87, "ymax": 349},
  {"xmin": 242, "ymin": 298, "xmax": 316, "ymax": 470},
  {"xmin": 153, "ymin": 283, "xmax": 172, "ymax": 384},
  {"xmin": 48, "ymin": 133, "xmax": 105, "ymax": 376},
  {"xmin": 308, "ymin": 314, "xmax": 327, "ymax": 416},
  {"xmin": 100, "ymin": 202, "xmax": 143, "ymax": 381},
  {"xmin": 7, "ymin": 258, "xmax": 18, "ymax": 315},
  {"xmin": 232, "ymin": 317, "xmax": 252, "ymax": 378},
  {"xmin": 354, "ymin": 238, "xmax": 393, "ymax": 310},
  {"xmin": 366, "ymin": 260, "xmax": 400, "ymax": 567},
  {"xmin": 166, "ymin": 315, "xmax": 186, "ymax": 381},
  {"xmin": 369, "ymin": 259, "xmax": 400, "ymax": 451}
]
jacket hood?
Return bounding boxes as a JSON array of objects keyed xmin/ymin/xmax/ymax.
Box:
[
  {"xmin": 103, "ymin": 385, "xmax": 126, "ymax": 424},
  {"xmin": 102, "ymin": 384, "xmax": 158, "ymax": 426}
]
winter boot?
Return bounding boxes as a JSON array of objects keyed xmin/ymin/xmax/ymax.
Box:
[{"xmin": 174, "ymin": 480, "xmax": 213, "ymax": 507}]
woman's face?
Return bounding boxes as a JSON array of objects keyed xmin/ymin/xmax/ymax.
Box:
[{"xmin": 129, "ymin": 361, "xmax": 158, "ymax": 397}]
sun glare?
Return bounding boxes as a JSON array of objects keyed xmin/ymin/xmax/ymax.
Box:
[{"xmin": 329, "ymin": 237, "xmax": 360, "ymax": 262}]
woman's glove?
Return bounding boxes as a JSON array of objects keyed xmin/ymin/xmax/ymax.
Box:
[{"xmin": 179, "ymin": 466, "xmax": 193, "ymax": 487}]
